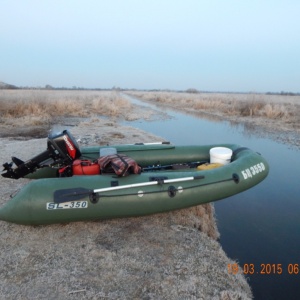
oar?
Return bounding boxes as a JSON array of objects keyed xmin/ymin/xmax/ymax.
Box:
[
  {"xmin": 134, "ymin": 141, "xmax": 170, "ymax": 145},
  {"xmin": 54, "ymin": 175, "xmax": 205, "ymax": 203},
  {"xmin": 143, "ymin": 161, "xmax": 207, "ymax": 171}
]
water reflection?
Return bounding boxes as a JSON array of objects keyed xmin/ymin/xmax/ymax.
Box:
[
  {"xmin": 124, "ymin": 94, "xmax": 300, "ymax": 300},
  {"xmin": 124, "ymin": 93, "xmax": 300, "ymax": 150}
]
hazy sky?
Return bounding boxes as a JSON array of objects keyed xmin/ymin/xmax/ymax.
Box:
[{"xmin": 1, "ymin": 0, "xmax": 299, "ymax": 92}]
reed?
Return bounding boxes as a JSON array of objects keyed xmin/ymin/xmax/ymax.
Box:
[
  {"xmin": 127, "ymin": 91, "xmax": 298, "ymax": 121},
  {"xmin": 238, "ymin": 100, "xmax": 265, "ymax": 117},
  {"xmin": 0, "ymin": 90, "xmax": 131, "ymax": 126},
  {"xmin": 261, "ymin": 103, "xmax": 289, "ymax": 119}
]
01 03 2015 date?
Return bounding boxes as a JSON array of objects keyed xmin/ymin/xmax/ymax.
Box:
[{"xmin": 227, "ymin": 263, "xmax": 299, "ymax": 275}]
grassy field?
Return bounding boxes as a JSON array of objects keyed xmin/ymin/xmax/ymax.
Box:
[
  {"xmin": 1, "ymin": 89, "xmax": 299, "ymax": 146},
  {"xmin": 0, "ymin": 90, "xmax": 131, "ymax": 127},
  {"xmin": 126, "ymin": 91, "xmax": 300, "ymax": 120},
  {"xmin": 2, "ymin": 89, "xmax": 299, "ymax": 125}
]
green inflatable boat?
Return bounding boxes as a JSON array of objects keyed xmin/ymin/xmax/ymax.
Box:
[{"xmin": 1, "ymin": 130, "xmax": 269, "ymax": 225}]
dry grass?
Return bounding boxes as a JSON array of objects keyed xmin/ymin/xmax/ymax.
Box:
[
  {"xmin": 0, "ymin": 90, "xmax": 132, "ymax": 126},
  {"xmin": 127, "ymin": 91, "xmax": 299, "ymax": 121},
  {"xmin": 92, "ymin": 93, "xmax": 131, "ymax": 117},
  {"xmin": 0, "ymin": 216, "xmax": 251, "ymax": 299},
  {"xmin": 262, "ymin": 103, "xmax": 289, "ymax": 119},
  {"xmin": 127, "ymin": 91, "xmax": 300, "ymax": 147}
]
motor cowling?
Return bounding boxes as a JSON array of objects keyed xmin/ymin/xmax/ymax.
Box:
[
  {"xmin": 47, "ymin": 130, "xmax": 81, "ymax": 162},
  {"xmin": 2, "ymin": 130, "xmax": 81, "ymax": 179}
]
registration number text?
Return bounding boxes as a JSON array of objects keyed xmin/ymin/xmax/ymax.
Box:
[
  {"xmin": 46, "ymin": 201, "xmax": 88, "ymax": 210},
  {"xmin": 241, "ymin": 162, "xmax": 266, "ymax": 180}
]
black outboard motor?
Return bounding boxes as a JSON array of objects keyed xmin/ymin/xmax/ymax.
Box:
[{"xmin": 2, "ymin": 130, "xmax": 81, "ymax": 179}]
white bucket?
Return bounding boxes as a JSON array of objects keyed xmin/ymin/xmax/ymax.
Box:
[
  {"xmin": 209, "ymin": 147, "xmax": 232, "ymax": 165},
  {"xmin": 99, "ymin": 147, "xmax": 117, "ymax": 157}
]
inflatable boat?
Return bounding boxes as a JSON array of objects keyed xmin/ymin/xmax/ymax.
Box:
[{"xmin": 0, "ymin": 130, "xmax": 269, "ymax": 225}]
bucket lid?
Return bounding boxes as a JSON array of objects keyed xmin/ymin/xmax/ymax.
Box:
[
  {"xmin": 100, "ymin": 147, "xmax": 117, "ymax": 157},
  {"xmin": 209, "ymin": 147, "xmax": 233, "ymax": 158}
]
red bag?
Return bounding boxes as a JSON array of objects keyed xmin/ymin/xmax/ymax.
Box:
[{"xmin": 72, "ymin": 159, "xmax": 100, "ymax": 175}]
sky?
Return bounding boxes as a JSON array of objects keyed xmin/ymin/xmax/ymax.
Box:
[{"xmin": 1, "ymin": 0, "xmax": 299, "ymax": 93}]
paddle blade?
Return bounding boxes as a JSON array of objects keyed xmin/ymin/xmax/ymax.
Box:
[{"xmin": 54, "ymin": 187, "xmax": 92, "ymax": 203}]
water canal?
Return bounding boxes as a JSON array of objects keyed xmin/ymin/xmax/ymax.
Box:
[{"xmin": 123, "ymin": 94, "xmax": 300, "ymax": 300}]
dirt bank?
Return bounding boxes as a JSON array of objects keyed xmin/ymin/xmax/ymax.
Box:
[{"xmin": 0, "ymin": 91, "xmax": 252, "ymax": 299}]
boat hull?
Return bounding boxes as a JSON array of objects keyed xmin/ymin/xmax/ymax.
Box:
[{"xmin": 0, "ymin": 144, "xmax": 269, "ymax": 225}]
